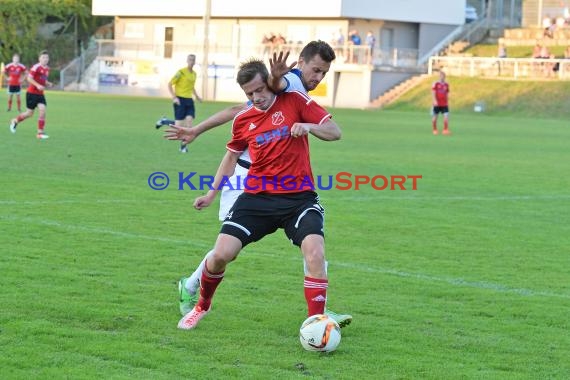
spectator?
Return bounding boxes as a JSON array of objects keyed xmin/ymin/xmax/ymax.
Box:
[
  {"xmin": 348, "ymin": 29, "xmax": 361, "ymax": 63},
  {"xmin": 365, "ymin": 30, "xmax": 376, "ymax": 64},
  {"xmin": 274, "ymin": 34, "xmax": 287, "ymax": 51},
  {"xmin": 332, "ymin": 29, "xmax": 345, "ymax": 59},
  {"xmin": 349, "ymin": 29, "xmax": 361, "ymax": 46},
  {"xmin": 497, "ymin": 41, "xmax": 507, "ymax": 58},
  {"xmin": 261, "ymin": 33, "xmax": 275, "ymax": 58},
  {"xmin": 497, "ymin": 40, "xmax": 507, "ymax": 75},
  {"xmin": 532, "ymin": 41, "xmax": 542, "ymax": 58},
  {"xmin": 543, "ymin": 15, "xmax": 555, "ymax": 38}
]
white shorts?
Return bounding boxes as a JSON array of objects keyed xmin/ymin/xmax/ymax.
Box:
[{"xmin": 218, "ymin": 163, "xmax": 248, "ymax": 220}]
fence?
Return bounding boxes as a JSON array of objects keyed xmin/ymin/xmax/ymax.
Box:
[
  {"xmin": 91, "ymin": 39, "xmax": 418, "ymax": 68},
  {"xmin": 428, "ymin": 56, "xmax": 570, "ymax": 79},
  {"xmin": 59, "ymin": 40, "xmax": 100, "ymax": 90}
]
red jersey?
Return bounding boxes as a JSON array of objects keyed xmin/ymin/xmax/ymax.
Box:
[
  {"xmin": 432, "ymin": 80, "xmax": 449, "ymax": 107},
  {"xmin": 4, "ymin": 62, "xmax": 26, "ymax": 86},
  {"xmin": 227, "ymin": 91, "xmax": 331, "ymax": 194},
  {"xmin": 27, "ymin": 63, "xmax": 50, "ymax": 95}
]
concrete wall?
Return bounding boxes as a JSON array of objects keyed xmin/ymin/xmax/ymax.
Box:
[
  {"xmin": 93, "ymin": 0, "xmax": 464, "ymax": 25},
  {"xmin": 522, "ymin": 0, "xmax": 568, "ymax": 27},
  {"xmin": 418, "ymin": 23, "xmax": 458, "ymax": 57}
]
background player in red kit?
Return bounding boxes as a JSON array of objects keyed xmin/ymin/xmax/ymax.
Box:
[
  {"xmin": 175, "ymin": 58, "xmax": 342, "ymax": 330},
  {"xmin": 10, "ymin": 50, "xmax": 52, "ymax": 139},
  {"xmin": 4, "ymin": 53, "xmax": 27, "ymax": 112},
  {"xmin": 431, "ymin": 70, "xmax": 451, "ymax": 135}
]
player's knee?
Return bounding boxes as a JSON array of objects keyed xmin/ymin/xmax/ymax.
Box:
[{"xmin": 301, "ymin": 235, "xmax": 325, "ymax": 262}]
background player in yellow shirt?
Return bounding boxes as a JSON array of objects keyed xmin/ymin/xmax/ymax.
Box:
[{"xmin": 156, "ymin": 54, "xmax": 202, "ymax": 153}]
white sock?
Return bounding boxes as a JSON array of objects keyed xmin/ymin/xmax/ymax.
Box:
[{"xmin": 186, "ymin": 249, "xmax": 215, "ymax": 294}]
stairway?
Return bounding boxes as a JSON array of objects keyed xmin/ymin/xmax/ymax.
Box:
[{"xmin": 369, "ymin": 73, "xmax": 431, "ymax": 108}]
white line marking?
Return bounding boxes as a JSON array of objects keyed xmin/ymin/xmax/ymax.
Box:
[
  {"xmin": 0, "ymin": 199, "xmax": 170, "ymax": 206},
  {"xmin": 333, "ymin": 261, "xmax": 570, "ymax": 300},
  {"xmin": 0, "ymin": 216, "xmax": 211, "ymax": 248},
  {"xmin": 1, "ymin": 194, "xmax": 570, "ymax": 206},
  {"xmin": 334, "ymin": 194, "xmax": 570, "ymax": 202},
  {"xmin": 2, "ymin": 215, "xmax": 568, "ymax": 300}
]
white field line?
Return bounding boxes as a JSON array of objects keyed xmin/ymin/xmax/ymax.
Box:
[
  {"xmin": 0, "ymin": 199, "xmax": 167, "ymax": 205},
  {"xmin": 332, "ymin": 261, "xmax": 570, "ymax": 300},
  {"xmin": 1, "ymin": 194, "xmax": 569, "ymax": 206},
  {"xmin": 0, "ymin": 215, "xmax": 211, "ymax": 248},
  {"xmin": 2, "ymin": 215, "xmax": 569, "ymax": 300},
  {"xmin": 334, "ymin": 194, "xmax": 570, "ymax": 202}
]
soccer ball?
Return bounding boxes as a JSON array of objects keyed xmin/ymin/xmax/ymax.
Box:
[{"xmin": 299, "ymin": 314, "xmax": 341, "ymax": 352}]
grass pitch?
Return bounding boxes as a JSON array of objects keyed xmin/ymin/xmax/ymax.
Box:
[{"xmin": 1, "ymin": 91, "xmax": 569, "ymax": 379}]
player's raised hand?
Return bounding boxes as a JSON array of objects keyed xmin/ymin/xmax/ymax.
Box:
[
  {"xmin": 163, "ymin": 124, "xmax": 199, "ymax": 144},
  {"xmin": 270, "ymin": 51, "xmax": 297, "ymax": 79}
]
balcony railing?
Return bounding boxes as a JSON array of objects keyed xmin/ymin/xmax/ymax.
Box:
[{"xmin": 94, "ymin": 39, "xmax": 419, "ymax": 68}]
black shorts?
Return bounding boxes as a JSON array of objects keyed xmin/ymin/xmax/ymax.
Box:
[
  {"xmin": 220, "ymin": 191, "xmax": 325, "ymax": 247},
  {"xmin": 173, "ymin": 97, "xmax": 195, "ymax": 120},
  {"xmin": 8, "ymin": 85, "xmax": 22, "ymax": 94},
  {"xmin": 26, "ymin": 93, "xmax": 47, "ymax": 110},
  {"xmin": 432, "ymin": 106, "xmax": 449, "ymax": 115}
]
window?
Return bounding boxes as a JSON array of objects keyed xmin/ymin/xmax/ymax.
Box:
[{"xmin": 124, "ymin": 23, "xmax": 144, "ymax": 39}]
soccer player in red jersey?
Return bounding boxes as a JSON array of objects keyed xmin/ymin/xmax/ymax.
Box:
[
  {"xmin": 4, "ymin": 53, "xmax": 27, "ymax": 112},
  {"xmin": 431, "ymin": 70, "xmax": 451, "ymax": 135},
  {"xmin": 175, "ymin": 58, "xmax": 342, "ymax": 330},
  {"xmin": 9, "ymin": 50, "xmax": 53, "ymax": 139}
]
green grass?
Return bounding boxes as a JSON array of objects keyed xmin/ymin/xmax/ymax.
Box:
[
  {"xmin": 388, "ymin": 76, "xmax": 570, "ymax": 119},
  {"xmin": 464, "ymin": 44, "xmax": 568, "ymax": 58},
  {"xmin": 1, "ymin": 91, "xmax": 569, "ymax": 379}
]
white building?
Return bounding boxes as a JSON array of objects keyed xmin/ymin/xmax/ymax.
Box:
[{"xmin": 91, "ymin": 0, "xmax": 467, "ymax": 108}]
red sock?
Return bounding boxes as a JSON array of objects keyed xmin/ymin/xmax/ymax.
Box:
[
  {"xmin": 304, "ymin": 276, "xmax": 328, "ymax": 316},
  {"xmin": 38, "ymin": 118, "xmax": 45, "ymax": 133},
  {"xmin": 197, "ymin": 260, "xmax": 224, "ymax": 311},
  {"xmin": 443, "ymin": 119, "xmax": 449, "ymax": 131},
  {"xmin": 17, "ymin": 98, "xmax": 21, "ymax": 110},
  {"xmin": 432, "ymin": 119, "xmax": 437, "ymax": 130},
  {"xmin": 8, "ymin": 99, "xmax": 12, "ymax": 109},
  {"xmin": 16, "ymin": 115, "xmax": 24, "ymax": 122}
]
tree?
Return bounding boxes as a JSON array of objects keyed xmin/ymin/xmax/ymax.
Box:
[{"xmin": 0, "ymin": 0, "xmax": 106, "ymax": 67}]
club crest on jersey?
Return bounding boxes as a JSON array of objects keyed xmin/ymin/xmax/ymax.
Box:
[{"xmin": 271, "ymin": 111, "xmax": 285, "ymax": 126}]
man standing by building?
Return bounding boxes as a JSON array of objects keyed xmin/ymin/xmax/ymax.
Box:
[
  {"xmin": 365, "ymin": 31, "xmax": 376, "ymax": 64},
  {"xmin": 431, "ymin": 70, "xmax": 450, "ymax": 135},
  {"xmin": 156, "ymin": 53, "xmax": 202, "ymax": 153},
  {"xmin": 4, "ymin": 53, "xmax": 27, "ymax": 112}
]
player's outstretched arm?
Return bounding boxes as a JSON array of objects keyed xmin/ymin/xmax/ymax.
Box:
[
  {"xmin": 268, "ymin": 51, "xmax": 297, "ymax": 93},
  {"xmin": 290, "ymin": 119, "xmax": 341, "ymax": 141},
  {"xmin": 192, "ymin": 103, "xmax": 246, "ymax": 135},
  {"xmin": 163, "ymin": 103, "xmax": 247, "ymax": 144}
]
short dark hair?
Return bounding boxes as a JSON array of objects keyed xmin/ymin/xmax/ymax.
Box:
[
  {"xmin": 39, "ymin": 50, "xmax": 49, "ymax": 56},
  {"xmin": 299, "ymin": 40, "xmax": 336, "ymax": 63},
  {"xmin": 236, "ymin": 58, "xmax": 269, "ymax": 86}
]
